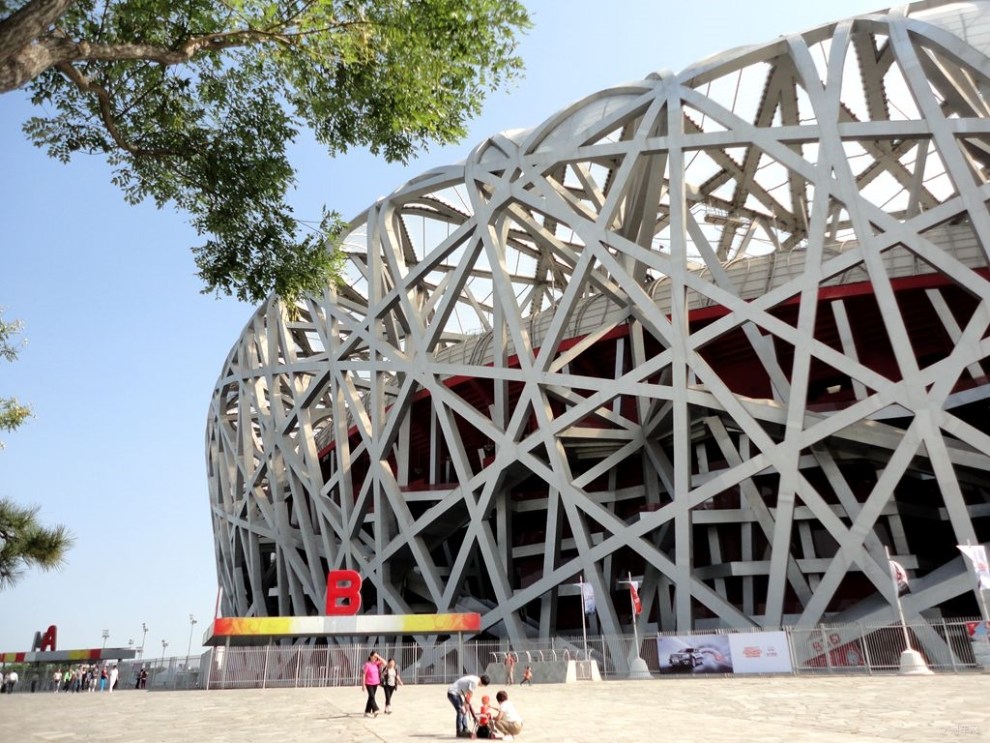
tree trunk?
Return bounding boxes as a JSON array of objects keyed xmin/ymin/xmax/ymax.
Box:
[
  {"xmin": 0, "ymin": 0, "xmax": 75, "ymax": 92},
  {"xmin": 0, "ymin": 37, "xmax": 64, "ymax": 93}
]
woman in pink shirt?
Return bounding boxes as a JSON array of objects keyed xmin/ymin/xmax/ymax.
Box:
[{"xmin": 361, "ymin": 652, "xmax": 384, "ymax": 717}]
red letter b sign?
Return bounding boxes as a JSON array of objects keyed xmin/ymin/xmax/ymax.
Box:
[{"xmin": 325, "ymin": 570, "xmax": 362, "ymax": 615}]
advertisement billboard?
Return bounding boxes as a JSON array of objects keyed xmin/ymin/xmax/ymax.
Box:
[
  {"xmin": 658, "ymin": 631, "xmax": 792, "ymax": 675},
  {"xmin": 727, "ymin": 631, "xmax": 792, "ymax": 674},
  {"xmin": 658, "ymin": 634, "xmax": 733, "ymax": 674}
]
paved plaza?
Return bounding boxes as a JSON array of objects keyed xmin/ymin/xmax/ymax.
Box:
[{"xmin": 1, "ymin": 674, "xmax": 989, "ymax": 742}]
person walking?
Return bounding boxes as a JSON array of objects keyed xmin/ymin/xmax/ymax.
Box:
[
  {"xmin": 446, "ymin": 673, "xmax": 490, "ymax": 738},
  {"xmin": 381, "ymin": 658, "xmax": 403, "ymax": 714},
  {"xmin": 505, "ymin": 651, "xmax": 516, "ymax": 685},
  {"xmin": 361, "ymin": 652, "xmax": 383, "ymax": 717}
]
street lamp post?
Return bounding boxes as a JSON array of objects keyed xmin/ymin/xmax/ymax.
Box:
[
  {"xmin": 140, "ymin": 623, "xmax": 148, "ymax": 659},
  {"xmin": 101, "ymin": 629, "xmax": 109, "ymax": 651},
  {"xmin": 186, "ymin": 614, "xmax": 198, "ymax": 669},
  {"xmin": 161, "ymin": 639, "xmax": 168, "ymax": 657}
]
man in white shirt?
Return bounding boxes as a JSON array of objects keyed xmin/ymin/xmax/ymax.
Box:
[
  {"xmin": 493, "ymin": 689, "xmax": 523, "ymax": 738},
  {"xmin": 446, "ymin": 673, "xmax": 490, "ymax": 737}
]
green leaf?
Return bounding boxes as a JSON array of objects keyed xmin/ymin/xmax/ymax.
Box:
[{"xmin": 9, "ymin": 0, "xmax": 530, "ymax": 303}]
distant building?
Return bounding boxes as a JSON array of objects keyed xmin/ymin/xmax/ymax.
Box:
[{"xmin": 208, "ymin": 1, "xmax": 990, "ymax": 672}]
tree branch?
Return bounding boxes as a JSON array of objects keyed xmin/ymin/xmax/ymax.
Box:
[
  {"xmin": 0, "ymin": 4, "xmax": 371, "ymax": 94},
  {"xmin": 54, "ymin": 60, "xmax": 176, "ymax": 158},
  {"xmin": 1, "ymin": 27, "xmax": 290, "ymax": 92}
]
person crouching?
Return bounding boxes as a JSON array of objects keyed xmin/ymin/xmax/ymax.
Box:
[{"xmin": 492, "ymin": 690, "xmax": 523, "ymax": 738}]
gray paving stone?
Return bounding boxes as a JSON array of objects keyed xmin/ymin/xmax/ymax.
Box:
[{"xmin": 1, "ymin": 675, "xmax": 988, "ymax": 742}]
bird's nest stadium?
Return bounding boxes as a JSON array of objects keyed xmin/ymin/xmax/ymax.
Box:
[{"xmin": 207, "ymin": 1, "xmax": 990, "ymax": 669}]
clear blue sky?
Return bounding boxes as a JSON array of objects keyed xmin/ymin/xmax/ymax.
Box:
[{"xmin": 0, "ymin": 0, "xmax": 882, "ymax": 657}]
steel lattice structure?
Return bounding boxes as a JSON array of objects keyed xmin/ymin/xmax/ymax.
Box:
[{"xmin": 208, "ymin": 1, "xmax": 990, "ymax": 669}]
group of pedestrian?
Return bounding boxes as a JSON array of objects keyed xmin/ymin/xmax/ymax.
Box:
[
  {"xmin": 360, "ymin": 651, "xmax": 403, "ymax": 717},
  {"xmin": 446, "ymin": 673, "xmax": 524, "ymax": 739},
  {"xmin": 1, "ymin": 670, "xmax": 17, "ymax": 694},
  {"xmin": 50, "ymin": 664, "xmax": 119, "ymax": 692},
  {"xmin": 0, "ymin": 664, "xmax": 149, "ymax": 695},
  {"xmin": 502, "ymin": 653, "xmax": 533, "ymax": 686}
]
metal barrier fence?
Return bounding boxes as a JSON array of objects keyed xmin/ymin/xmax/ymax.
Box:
[
  {"xmin": 117, "ymin": 655, "xmax": 203, "ymax": 691},
  {"xmin": 785, "ymin": 619, "xmax": 982, "ymax": 674},
  {"xmin": 0, "ymin": 655, "xmax": 204, "ymax": 694},
  {"xmin": 204, "ymin": 638, "xmax": 476, "ymax": 690},
  {"xmin": 9, "ymin": 618, "xmax": 982, "ymax": 693},
  {"xmin": 199, "ymin": 617, "xmax": 989, "ymax": 690}
]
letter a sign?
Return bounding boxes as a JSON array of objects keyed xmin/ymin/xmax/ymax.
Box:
[
  {"xmin": 31, "ymin": 625, "xmax": 57, "ymax": 652},
  {"xmin": 325, "ymin": 570, "xmax": 362, "ymax": 615}
]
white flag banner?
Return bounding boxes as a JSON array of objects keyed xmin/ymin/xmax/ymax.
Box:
[
  {"xmin": 580, "ymin": 580, "xmax": 596, "ymax": 614},
  {"xmin": 958, "ymin": 545, "xmax": 990, "ymax": 590},
  {"xmin": 889, "ymin": 560, "xmax": 910, "ymax": 596}
]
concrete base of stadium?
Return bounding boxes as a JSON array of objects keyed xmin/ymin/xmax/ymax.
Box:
[
  {"xmin": 1, "ymin": 674, "xmax": 987, "ymax": 742},
  {"xmin": 627, "ymin": 656, "xmax": 652, "ymax": 679},
  {"xmin": 483, "ymin": 659, "xmax": 602, "ymax": 683},
  {"xmin": 898, "ymin": 649, "xmax": 934, "ymax": 676}
]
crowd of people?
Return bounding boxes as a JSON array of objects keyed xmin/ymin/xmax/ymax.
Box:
[
  {"xmin": 0, "ymin": 664, "xmax": 146, "ymax": 694},
  {"xmin": 1, "ymin": 670, "xmax": 17, "ymax": 694},
  {"xmin": 360, "ymin": 651, "xmax": 404, "ymax": 717},
  {"xmin": 502, "ymin": 653, "xmax": 533, "ymax": 686},
  {"xmin": 359, "ymin": 652, "xmax": 527, "ymax": 738},
  {"xmin": 50, "ymin": 664, "xmax": 122, "ymax": 692},
  {"xmin": 446, "ymin": 673, "xmax": 525, "ymax": 739}
]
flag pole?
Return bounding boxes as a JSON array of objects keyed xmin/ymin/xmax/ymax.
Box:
[
  {"xmin": 966, "ymin": 540, "xmax": 990, "ymax": 622},
  {"xmin": 627, "ymin": 572, "xmax": 640, "ymax": 655},
  {"xmin": 885, "ymin": 545, "xmax": 913, "ymax": 650},
  {"xmin": 619, "ymin": 572, "xmax": 651, "ymax": 678},
  {"xmin": 579, "ymin": 574, "xmax": 589, "ymax": 660}
]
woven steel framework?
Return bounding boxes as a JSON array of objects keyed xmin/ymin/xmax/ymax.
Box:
[{"xmin": 208, "ymin": 2, "xmax": 990, "ymax": 670}]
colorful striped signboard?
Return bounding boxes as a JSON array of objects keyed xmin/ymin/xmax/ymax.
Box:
[{"xmin": 204, "ymin": 613, "xmax": 481, "ymax": 645}]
